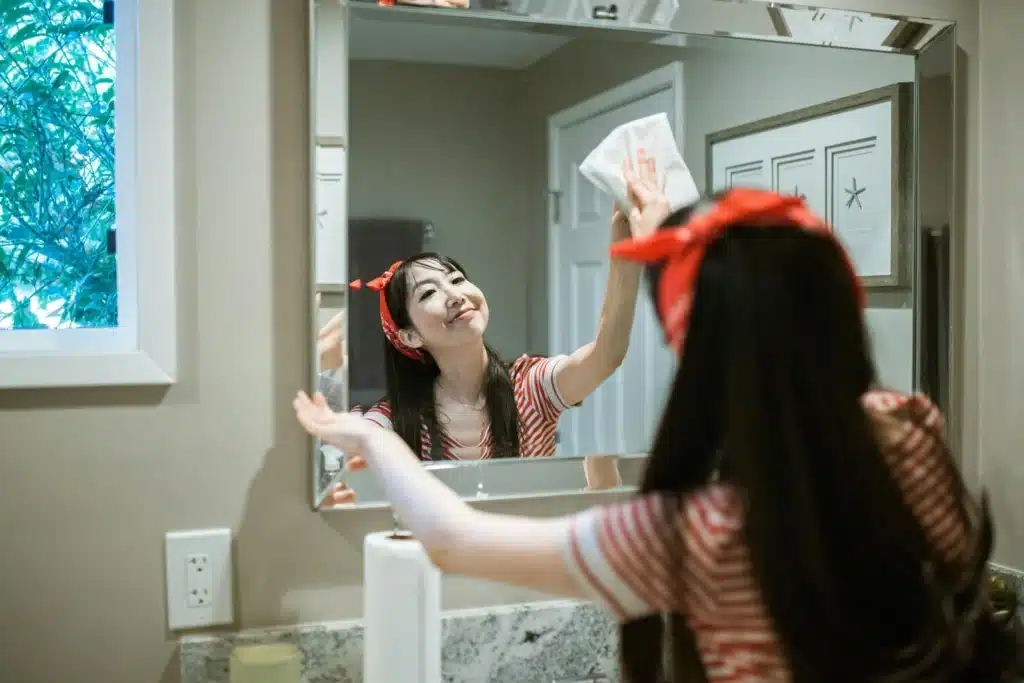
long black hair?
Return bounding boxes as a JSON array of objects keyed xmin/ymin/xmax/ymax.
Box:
[
  {"xmin": 379, "ymin": 253, "xmax": 520, "ymax": 459},
  {"xmin": 620, "ymin": 200, "xmax": 1019, "ymax": 683}
]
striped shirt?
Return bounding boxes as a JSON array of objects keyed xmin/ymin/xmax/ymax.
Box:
[
  {"xmin": 354, "ymin": 354, "xmax": 570, "ymax": 460},
  {"xmin": 563, "ymin": 390, "xmax": 972, "ymax": 683}
]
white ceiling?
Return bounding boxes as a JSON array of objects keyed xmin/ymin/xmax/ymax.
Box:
[{"xmin": 348, "ymin": 15, "xmax": 573, "ymax": 70}]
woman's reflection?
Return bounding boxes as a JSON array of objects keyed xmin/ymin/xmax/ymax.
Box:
[{"xmin": 317, "ymin": 152, "xmax": 669, "ymax": 504}]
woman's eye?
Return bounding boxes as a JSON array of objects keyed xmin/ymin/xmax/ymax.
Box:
[
  {"xmin": 418, "ymin": 289, "xmax": 435, "ymax": 302},
  {"xmin": 451, "ymin": 276, "xmax": 466, "ymax": 285}
]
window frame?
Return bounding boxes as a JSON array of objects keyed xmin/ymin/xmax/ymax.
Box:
[{"xmin": 0, "ymin": 0, "xmax": 178, "ymax": 390}]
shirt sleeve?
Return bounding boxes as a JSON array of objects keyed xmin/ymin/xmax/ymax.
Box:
[
  {"xmin": 862, "ymin": 390, "xmax": 974, "ymax": 565},
  {"xmin": 516, "ymin": 354, "xmax": 572, "ymax": 420},
  {"xmin": 561, "ymin": 494, "xmax": 678, "ymax": 622},
  {"xmin": 361, "ymin": 399, "xmax": 394, "ymax": 430}
]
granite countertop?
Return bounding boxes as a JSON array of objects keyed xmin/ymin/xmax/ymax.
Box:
[
  {"xmin": 180, "ymin": 599, "xmax": 619, "ymax": 683},
  {"xmin": 181, "ymin": 565, "xmax": 1024, "ymax": 683}
]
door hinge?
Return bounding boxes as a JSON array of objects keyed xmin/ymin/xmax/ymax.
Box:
[{"xmin": 549, "ymin": 189, "xmax": 562, "ymax": 224}]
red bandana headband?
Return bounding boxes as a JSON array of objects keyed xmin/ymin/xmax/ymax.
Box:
[
  {"xmin": 609, "ymin": 187, "xmax": 864, "ymax": 353},
  {"xmin": 350, "ymin": 261, "xmax": 425, "ymax": 361}
]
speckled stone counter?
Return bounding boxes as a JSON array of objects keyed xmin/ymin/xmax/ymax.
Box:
[
  {"xmin": 182, "ymin": 565, "xmax": 1024, "ymax": 683},
  {"xmin": 180, "ymin": 599, "xmax": 618, "ymax": 683}
]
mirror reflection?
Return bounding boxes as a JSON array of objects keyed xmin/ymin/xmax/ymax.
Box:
[{"xmin": 311, "ymin": 2, "xmax": 936, "ymax": 509}]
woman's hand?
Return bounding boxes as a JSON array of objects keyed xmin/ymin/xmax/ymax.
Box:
[
  {"xmin": 296, "ymin": 390, "xmax": 379, "ymax": 454},
  {"xmin": 624, "ymin": 148, "xmax": 671, "ymax": 239},
  {"xmin": 296, "ymin": 390, "xmax": 425, "ymax": 495},
  {"xmin": 317, "ymin": 300, "xmax": 346, "ymax": 372},
  {"xmin": 298, "ymin": 391, "xmax": 369, "ymax": 507}
]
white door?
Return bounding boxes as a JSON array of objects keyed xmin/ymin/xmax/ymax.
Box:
[{"xmin": 549, "ymin": 65, "xmax": 682, "ymax": 458}]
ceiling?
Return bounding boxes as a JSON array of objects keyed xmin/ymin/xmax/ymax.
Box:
[{"xmin": 348, "ymin": 14, "xmax": 573, "ymax": 70}]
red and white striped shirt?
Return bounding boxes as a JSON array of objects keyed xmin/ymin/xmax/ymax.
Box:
[
  {"xmin": 354, "ymin": 354, "xmax": 570, "ymax": 460},
  {"xmin": 562, "ymin": 390, "xmax": 972, "ymax": 683}
]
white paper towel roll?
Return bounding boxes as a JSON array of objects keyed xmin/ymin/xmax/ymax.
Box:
[{"xmin": 363, "ymin": 531, "xmax": 442, "ymax": 683}]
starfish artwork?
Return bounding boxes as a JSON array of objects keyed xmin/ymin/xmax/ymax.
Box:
[{"xmin": 844, "ymin": 178, "xmax": 866, "ymax": 209}]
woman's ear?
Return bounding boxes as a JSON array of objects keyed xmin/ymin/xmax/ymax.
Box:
[{"xmin": 398, "ymin": 327, "xmax": 423, "ymax": 349}]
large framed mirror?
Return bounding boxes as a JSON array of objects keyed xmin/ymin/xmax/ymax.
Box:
[{"xmin": 308, "ymin": 0, "xmax": 956, "ymax": 510}]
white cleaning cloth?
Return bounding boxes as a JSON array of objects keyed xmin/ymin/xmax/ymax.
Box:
[{"xmin": 579, "ymin": 112, "xmax": 699, "ymax": 215}]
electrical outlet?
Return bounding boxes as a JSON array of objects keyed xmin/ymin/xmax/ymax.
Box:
[
  {"xmin": 165, "ymin": 528, "xmax": 233, "ymax": 631},
  {"xmin": 185, "ymin": 553, "xmax": 212, "ymax": 608}
]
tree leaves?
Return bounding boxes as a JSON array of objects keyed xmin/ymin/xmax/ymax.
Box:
[{"xmin": 0, "ymin": 0, "xmax": 116, "ymax": 329}]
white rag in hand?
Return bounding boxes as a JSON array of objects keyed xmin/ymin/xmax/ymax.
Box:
[{"xmin": 579, "ymin": 112, "xmax": 700, "ymax": 215}]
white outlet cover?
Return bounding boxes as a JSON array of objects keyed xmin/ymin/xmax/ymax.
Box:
[
  {"xmin": 185, "ymin": 553, "xmax": 213, "ymax": 607},
  {"xmin": 165, "ymin": 528, "xmax": 233, "ymax": 631}
]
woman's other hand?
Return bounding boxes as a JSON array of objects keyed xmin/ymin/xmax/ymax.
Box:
[
  {"xmin": 623, "ymin": 148, "xmax": 671, "ymax": 239},
  {"xmin": 317, "ymin": 299, "xmax": 346, "ymax": 371},
  {"xmin": 300, "ymin": 391, "xmax": 370, "ymax": 508},
  {"xmin": 296, "ymin": 390, "xmax": 414, "ymax": 472},
  {"xmin": 295, "ymin": 390, "xmax": 374, "ymax": 453}
]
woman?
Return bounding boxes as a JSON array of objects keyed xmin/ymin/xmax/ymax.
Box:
[
  {"xmin": 296, "ymin": 187, "xmax": 1021, "ymax": 682},
  {"xmin": 317, "ymin": 151, "xmax": 670, "ymax": 504}
]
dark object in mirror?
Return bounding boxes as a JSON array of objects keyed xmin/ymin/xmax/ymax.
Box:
[
  {"xmin": 592, "ymin": 4, "xmax": 618, "ymax": 21},
  {"xmin": 987, "ymin": 572, "xmax": 1020, "ymax": 617}
]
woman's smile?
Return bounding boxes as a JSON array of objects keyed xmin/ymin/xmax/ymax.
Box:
[{"xmin": 446, "ymin": 308, "xmax": 477, "ymax": 326}]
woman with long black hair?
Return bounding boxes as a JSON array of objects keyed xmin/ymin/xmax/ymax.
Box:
[
  {"xmin": 316, "ymin": 151, "xmax": 669, "ymax": 504},
  {"xmin": 297, "ymin": 187, "xmax": 1020, "ymax": 683}
]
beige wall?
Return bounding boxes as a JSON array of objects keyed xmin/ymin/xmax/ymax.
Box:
[
  {"xmin": 3, "ymin": 0, "xmax": 1018, "ymax": 682},
  {"xmin": 347, "ymin": 62, "xmax": 533, "ymax": 358},
  {"xmin": 974, "ymin": 0, "xmax": 1024, "ymax": 569}
]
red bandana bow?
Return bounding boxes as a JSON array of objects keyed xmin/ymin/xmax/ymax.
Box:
[
  {"xmin": 609, "ymin": 188, "xmax": 864, "ymax": 352},
  {"xmin": 350, "ymin": 261, "xmax": 425, "ymax": 361}
]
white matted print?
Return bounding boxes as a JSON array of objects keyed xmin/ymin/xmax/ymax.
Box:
[{"xmin": 706, "ymin": 84, "xmax": 912, "ymax": 288}]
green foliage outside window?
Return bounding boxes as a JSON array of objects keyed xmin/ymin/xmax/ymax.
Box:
[{"xmin": 0, "ymin": 0, "xmax": 116, "ymax": 330}]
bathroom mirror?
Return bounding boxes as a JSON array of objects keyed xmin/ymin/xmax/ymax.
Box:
[{"xmin": 309, "ymin": 0, "xmax": 956, "ymax": 510}]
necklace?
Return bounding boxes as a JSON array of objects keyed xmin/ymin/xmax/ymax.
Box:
[{"xmin": 435, "ymin": 382, "xmax": 486, "ymax": 411}]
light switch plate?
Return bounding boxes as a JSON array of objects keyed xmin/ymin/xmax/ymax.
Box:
[{"xmin": 165, "ymin": 528, "xmax": 233, "ymax": 631}]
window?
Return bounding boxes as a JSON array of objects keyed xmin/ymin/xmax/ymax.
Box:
[{"xmin": 0, "ymin": 0, "xmax": 177, "ymax": 389}]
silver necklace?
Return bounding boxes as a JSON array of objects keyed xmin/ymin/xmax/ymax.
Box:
[{"xmin": 435, "ymin": 382, "xmax": 486, "ymax": 411}]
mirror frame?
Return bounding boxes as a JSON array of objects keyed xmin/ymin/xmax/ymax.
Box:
[{"xmin": 307, "ymin": 0, "xmax": 959, "ymax": 511}]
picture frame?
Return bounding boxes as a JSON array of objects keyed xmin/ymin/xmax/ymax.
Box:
[{"xmin": 705, "ymin": 83, "xmax": 913, "ymax": 289}]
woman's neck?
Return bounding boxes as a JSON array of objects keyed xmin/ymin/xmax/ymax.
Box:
[{"xmin": 432, "ymin": 342, "xmax": 488, "ymax": 404}]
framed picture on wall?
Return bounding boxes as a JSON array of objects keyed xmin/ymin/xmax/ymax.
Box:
[{"xmin": 705, "ymin": 83, "xmax": 913, "ymax": 289}]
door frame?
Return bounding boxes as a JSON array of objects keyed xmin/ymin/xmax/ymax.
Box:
[{"xmin": 545, "ymin": 62, "xmax": 685, "ymax": 358}]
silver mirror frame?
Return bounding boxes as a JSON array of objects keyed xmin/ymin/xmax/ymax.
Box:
[{"xmin": 307, "ymin": 0, "xmax": 959, "ymax": 511}]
